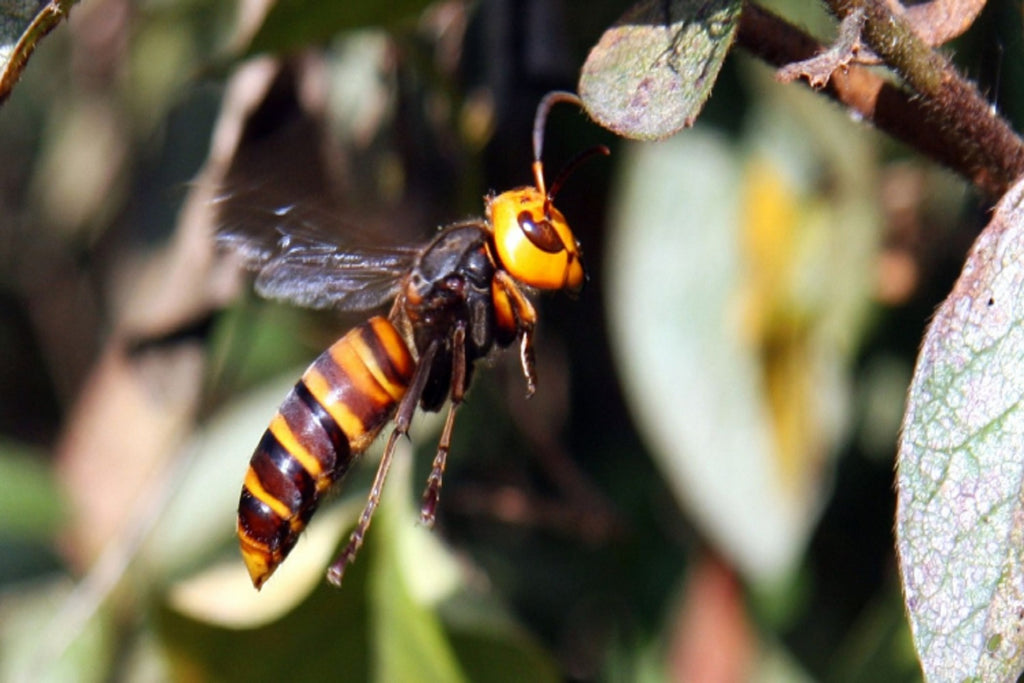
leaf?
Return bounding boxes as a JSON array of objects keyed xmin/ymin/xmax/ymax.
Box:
[
  {"xmin": 159, "ymin": 550, "xmax": 374, "ymax": 682},
  {"xmin": 578, "ymin": 0, "xmax": 741, "ymax": 140},
  {"xmin": 158, "ymin": 445, "xmax": 441, "ymax": 682},
  {"xmin": 161, "ymin": 433, "xmax": 559, "ymax": 682},
  {"xmin": 0, "ymin": 1, "xmax": 74, "ymax": 105},
  {"xmin": 897, "ymin": 176, "xmax": 1024, "ymax": 681},
  {"xmin": 447, "ymin": 622, "xmax": 560, "ymax": 683},
  {"xmin": 0, "ymin": 579, "xmax": 115, "ymax": 683},
  {"xmin": 0, "ymin": 440, "xmax": 63, "ymax": 540},
  {"xmin": 246, "ymin": 0, "xmax": 433, "ymax": 56},
  {"xmin": 369, "ymin": 451, "xmax": 467, "ymax": 683},
  {"xmin": 165, "ymin": 503, "xmax": 360, "ymax": 628},
  {"xmin": 605, "ymin": 91, "xmax": 878, "ymax": 584}
]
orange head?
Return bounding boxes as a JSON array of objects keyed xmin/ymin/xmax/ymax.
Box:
[
  {"xmin": 487, "ymin": 174, "xmax": 584, "ymax": 291},
  {"xmin": 486, "ymin": 92, "xmax": 607, "ymax": 293}
]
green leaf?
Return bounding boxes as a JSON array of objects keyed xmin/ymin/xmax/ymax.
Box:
[
  {"xmin": 370, "ymin": 452, "xmax": 466, "ymax": 683},
  {"xmin": 159, "ymin": 555, "xmax": 373, "ymax": 682},
  {"xmin": 578, "ymin": 0, "xmax": 741, "ymax": 140},
  {"xmin": 897, "ymin": 177, "xmax": 1024, "ymax": 681},
  {"xmin": 0, "ymin": 580, "xmax": 115, "ymax": 683},
  {"xmin": 161, "ymin": 437, "xmax": 559, "ymax": 681},
  {"xmin": 246, "ymin": 0, "xmax": 433, "ymax": 56},
  {"xmin": 0, "ymin": 440, "xmax": 63, "ymax": 540},
  {"xmin": 605, "ymin": 91, "xmax": 878, "ymax": 585},
  {"xmin": 448, "ymin": 623, "xmax": 560, "ymax": 683}
]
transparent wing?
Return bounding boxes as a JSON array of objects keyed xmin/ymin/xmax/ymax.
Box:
[{"xmin": 216, "ymin": 201, "xmax": 421, "ymax": 312}]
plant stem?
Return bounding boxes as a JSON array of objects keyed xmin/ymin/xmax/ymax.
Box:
[
  {"xmin": 831, "ymin": 0, "xmax": 1024, "ymax": 197},
  {"xmin": 738, "ymin": 0, "xmax": 1024, "ymax": 200},
  {"xmin": 0, "ymin": 0, "xmax": 79, "ymax": 105}
]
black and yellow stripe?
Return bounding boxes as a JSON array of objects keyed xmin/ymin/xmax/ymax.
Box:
[{"xmin": 237, "ymin": 316, "xmax": 415, "ymax": 589}]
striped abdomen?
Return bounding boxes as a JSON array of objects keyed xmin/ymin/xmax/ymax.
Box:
[{"xmin": 237, "ymin": 316, "xmax": 415, "ymax": 589}]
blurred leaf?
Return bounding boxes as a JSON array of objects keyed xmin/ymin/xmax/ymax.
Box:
[
  {"xmin": 578, "ymin": 0, "xmax": 740, "ymax": 140},
  {"xmin": 897, "ymin": 176, "xmax": 1024, "ymax": 681},
  {"xmin": 606, "ymin": 87, "xmax": 878, "ymax": 584},
  {"xmin": 0, "ymin": 440, "xmax": 62, "ymax": 539},
  {"xmin": 370, "ymin": 452, "xmax": 467, "ymax": 683},
  {"xmin": 209, "ymin": 303, "xmax": 331, "ymax": 391},
  {"xmin": 0, "ymin": 1, "xmax": 73, "ymax": 105},
  {"xmin": 0, "ymin": 579, "xmax": 114, "ymax": 683},
  {"xmin": 56, "ymin": 340, "xmax": 206, "ymax": 564},
  {"xmin": 376, "ymin": 448, "xmax": 557, "ymax": 683},
  {"xmin": 161, "ymin": 435, "xmax": 558, "ymax": 682},
  {"xmin": 829, "ymin": 584, "xmax": 920, "ymax": 683},
  {"xmin": 447, "ymin": 620, "xmax": 560, "ymax": 683},
  {"xmin": 247, "ymin": 0, "xmax": 433, "ymax": 55},
  {"xmin": 165, "ymin": 503, "xmax": 360, "ymax": 628},
  {"xmin": 30, "ymin": 97, "xmax": 128, "ymax": 239},
  {"xmin": 749, "ymin": 642, "xmax": 816, "ymax": 683},
  {"xmin": 160, "ymin": 549, "xmax": 374, "ymax": 681},
  {"xmin": 158, "ymin": 447, "xmax": 423, "ymax": 682}
]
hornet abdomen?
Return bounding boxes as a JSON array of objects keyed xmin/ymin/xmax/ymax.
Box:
[{"xmin": 236, "ymin": 315, "xmax": 414, "ymax": 588}]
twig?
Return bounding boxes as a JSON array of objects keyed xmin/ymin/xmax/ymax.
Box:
[
  {"xmin": 0, "ymin": 1, "xmax": 77, "ymax": 105},
  {"xmin": 828, "ymin": 0, "xmax": 1024, "ymax": 197},
  {"xmin": 738, "ymin": 0, "xmax": 1024, "ymax": 200}
]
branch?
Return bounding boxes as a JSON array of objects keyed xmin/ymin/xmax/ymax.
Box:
[
  {"xmin": 0, "ymin": 0, "xmax": 77, "ymax": 105},
  {"xmin": 830, "ymin": 0, "xmax": 1024, "ymax": 197},
  {"xmin": 738, "ymin": 1, "xmax": 1024, "ymax": 200}
]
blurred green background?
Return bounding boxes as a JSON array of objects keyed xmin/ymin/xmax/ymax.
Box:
[{"xmin": 1, "ymin": 0, "xmax": 1019, "ymax": 680}]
